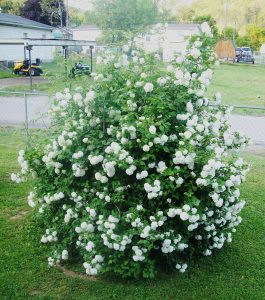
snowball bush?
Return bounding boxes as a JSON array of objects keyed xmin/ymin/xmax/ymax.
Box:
[{"xmin": 12, "ymin": 23, "xmax": 250, "ymax": 279}]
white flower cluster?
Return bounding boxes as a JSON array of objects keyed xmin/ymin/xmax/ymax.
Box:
[
  {"xmin": 83, "ymin": 254, "xmax": 104, "ymax": 275},
  {"xmin": 43, "ymin": 192, "xmax": 64, "ymax": 204},
  {"xmin": 132, "ymin": 246, "xmax": 147, "ymax": 261},
  {"xmin": 41, "ymin": 229, "xmax": 58, "ymax": 243},
  {"xmin": 11, "ymin": 150, "xmax": 29, "ymax": 183},
  {"xmin": 144, "ymin": 180, "xmax": 162, "ymax": 199}
]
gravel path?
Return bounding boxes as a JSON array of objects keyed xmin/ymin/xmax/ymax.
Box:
[{"xmin": 0, "ymin": 95, "xmax": 264, "ymax": 146}]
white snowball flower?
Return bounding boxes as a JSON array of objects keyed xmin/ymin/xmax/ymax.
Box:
[
  {"xmin": 144, "ymin": 83, "xmax": 154, "ymax": 93},
  {"xmin": 85, "ymin": 91, "xmax": 96, "ymax": 103},
  {"xmin": 157, "ymin": 77, "xmax": 167, "ymax": 86},
  {"xmin": 201, "ymin": 22, "xmax": 213, "ymax": 37},
  {"xmin": 149, "ymin": 125, "xmax": 156, "ymax": 134},
  {"xmin": 190, "ymin": 48, "xmax": 201, "ymax": 59},
  {"xmin": 142, "ymin": 145, "xmax": 150, "ymax": 152}
]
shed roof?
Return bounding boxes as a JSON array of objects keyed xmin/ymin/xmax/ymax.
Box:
[{"xmin": 0, "ymin": 13, "xmax": 53, "ymax": 31}]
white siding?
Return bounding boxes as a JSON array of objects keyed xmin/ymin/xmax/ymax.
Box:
[
  {"xmin": 72, "ymin": 24, "xmax": 200, "ymax": 60},
  {"xmin": 0, "ymin": 25, "xmax": 54, "ymax": 61},
  {"xmin": 72, "ymin": 27, "xmax": 101, "ymax": 54},
  {"xmin": 162, "ymin": 28, "xmax": 199, "ymax": 61}
]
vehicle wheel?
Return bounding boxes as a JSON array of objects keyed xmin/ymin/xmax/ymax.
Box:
[
  {"xmin": 35, "ymin": 69, "xmax": 41, "ymax": 76},
  {"xmin": 29, "ymin": 68, "xmax": 35, "ymax": 76},
  {"xmin": 252, "ymin": 60, "xmax": 255, "ymax": 64}
]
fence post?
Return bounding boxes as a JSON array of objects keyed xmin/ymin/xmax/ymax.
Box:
[{"xmin": 24, "ymin": 92, "xmax": 29, "ymax": 143}]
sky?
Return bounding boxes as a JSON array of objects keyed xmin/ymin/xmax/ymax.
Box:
[{"xmin": 68, "ymin": 0, "xmax": 93, "ymax": 10}]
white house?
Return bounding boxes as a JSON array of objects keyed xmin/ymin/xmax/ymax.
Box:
[
  {"xmin": 72, "ymin": 23, "xmax": 201, "ymax": 60},
  {"xmin": 72, "ymin": 25, "xmax": 101, "ymax": 53},
  {"xmin": 138, "ymin": 23, "xmax": 201, "ymax": 61},
  {"xmin": 0, "ymin": 13, "xmax": 54, "ymax": 62}
]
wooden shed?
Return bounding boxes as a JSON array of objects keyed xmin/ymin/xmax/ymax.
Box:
[{"xmin": 215, "ymin": 40, "xmax": 236, "ymax": 60}]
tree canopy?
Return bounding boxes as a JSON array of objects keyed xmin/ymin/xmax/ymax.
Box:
[
  {"xmin": 93, "ymin": 0, "xmax": 163, "ymax": 44},
  {"xmin": 20, "ymin": 0, "xmax": 66, "ymax": 26},
  {"xmin": 0, "ymin": 0, "xmax": 24, "ymax": 15}
]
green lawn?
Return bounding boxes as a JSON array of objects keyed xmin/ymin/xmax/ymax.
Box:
[
  {"xmin": 0, "ymin": 75, "xmax": 93, "ymax": 96},
  {"xmin": 2, "ymin": 62, "xmax": 265, "ymax": 115},
  {"xmin": 0, "ymin": 60, "xmax": 93, "ymax": 95},
  {"xmin": 207, "ymin": 63, "xmax": 265, "ymax": 115},
  {"xmin": 0, "ymin": 69, "xmax": 15, "ymax": 79},
  {"xmin": 1, "ymin": 127, "xmax": 265, "ymax": 299}
]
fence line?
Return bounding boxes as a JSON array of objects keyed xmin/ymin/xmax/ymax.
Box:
[
  {"xmin": 0, "ymin": 90, "xmax": 48, "ymax": 96},
  {"xmin": 0, "ymin": 91, "xmax": 265, "ymax": 146},
  {"xmin": 253, "ymin": 52, "xmax": 265, "ymax": 65},
  {"xmin": 0, "ymin": 90, "xmax": 50, "ymax": 142}
]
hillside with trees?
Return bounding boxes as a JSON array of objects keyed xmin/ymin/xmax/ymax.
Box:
[
  {"xmin": 191, "ymin": 0, "xmax": 265, "ymax": 34},
  {"xmin": 163, "ymin": 0, "xmax": 265, "ymax": 50}
]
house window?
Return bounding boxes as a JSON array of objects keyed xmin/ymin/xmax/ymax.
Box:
[
  {"xmin": 42, "ymin": 34, "xmax": 46, "ymax": 39},
  {"xmin": 23, "ymin": 33, "xmax": 28, "ymax": 39}
]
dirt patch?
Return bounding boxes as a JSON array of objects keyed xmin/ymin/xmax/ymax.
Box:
[
  {"xmin": 30, "ymin": 289, "xmax": 42, "ymax": 296},
  {"xmin": 56, "ymin": 264, "xmax": 99, "ymax": 282},
  {"xmin": 10, "ymin": 210, "xmax": 28, "ymax": 220}
]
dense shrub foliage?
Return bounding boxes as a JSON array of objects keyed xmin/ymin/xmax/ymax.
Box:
[{"xmin": 12, "ymin": 23, "xmax": 250, "ymax": 279}]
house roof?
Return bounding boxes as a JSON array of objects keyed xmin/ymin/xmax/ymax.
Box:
[
  {"xmin": 72, "ymin": 23, "xmax": 200, "ymax": 32},
  {"xmin": 166, "ymin": 23, "xmax": 201, "ymax": 31},
  {"xmin": 0, "ymin": 13, "xmax": 53, "ymax": 31},
  {"xmin": 72, "ymin": 25, "xmax": 100, "ymax": 31}
]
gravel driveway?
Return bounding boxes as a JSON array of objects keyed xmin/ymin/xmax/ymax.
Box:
[{"xmin": 0, "ymin": 77, "xmax": 49, "ymax": 89}]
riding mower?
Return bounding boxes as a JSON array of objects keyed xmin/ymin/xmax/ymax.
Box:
[
  {"xmin": 13, "ymin": 59, "xmax": 43, "ymax": 76},
  {"xmin": 70, "ymin": 62, "xmax": 91, "ymax": 78}
]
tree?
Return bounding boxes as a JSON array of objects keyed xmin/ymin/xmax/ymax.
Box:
[
  {"xmin": 40, "ymin": 0, "xmax": 66, "ymax": 27},
  {"xmin": 177, "ymin": 6, "xmax": 195, "ymax": 23},
  {"xmin": 0, "ymin": 0, "xmax": 24, "ymax": 15},
  {"xmin": 83, "ymin": 10, "xmax": 98, "ymax": 25},
  {"xmin": 236, "ymin": 35, "xmax": 250, "ymax": 48},
  {"xmin": 93, "ymin": 0, "xmax": 162, "ymax": 44},
  {"xmin": 20, "ymin": 0, "xmax": 50, "ymax": 24},
  {"xmin": 222, "ymin": 26, "xmax": 238, "ymax": 41},
  {"xmin": 244, "ymin": 25, "xmax": 265, "ymax": 50},
  {"xmin": 20, "ymin": 0, "xmax": 66, "ymax": 26},
  {"xmin": 193, "ymin": 15, "xmax": 218, "ymax": 39},
  {"xmin": 68, "ymin": 7, "xmax": 84, "ymax": 27}
]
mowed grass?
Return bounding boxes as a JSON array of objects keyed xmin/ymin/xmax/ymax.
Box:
[
  {"xmin": 0, "ymin": 58, "xmax": 94, "ymax": 95},
  {"xmin": 0, "ymin": 127, "xmax": 265, "ymax": 299},
  {"xmin": 0, "ymin": 69, "xmax": 15, "ymax": 79},
  {"xmin": 0, "ymin": 75, "xmax": 93, "ymax": 96},
  {"xmin": 207, "ymin": 63, "xmax": 265, "ymax": 115},
  {"xmin": 1, "ymin": 61, "xmax": 265, "ymax": 116}
]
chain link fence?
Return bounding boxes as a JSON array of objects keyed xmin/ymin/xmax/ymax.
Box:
[
  {"xmin": 0, "ymin": 91, "xmax": 264, "ymax": 146},
  {"xmin": 254, "ymin": 52, "xmax": 265, "ymax": 65},
  {"xmin": 0, "ymin": 91, "xmax": 50, "ymax": 141}
]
